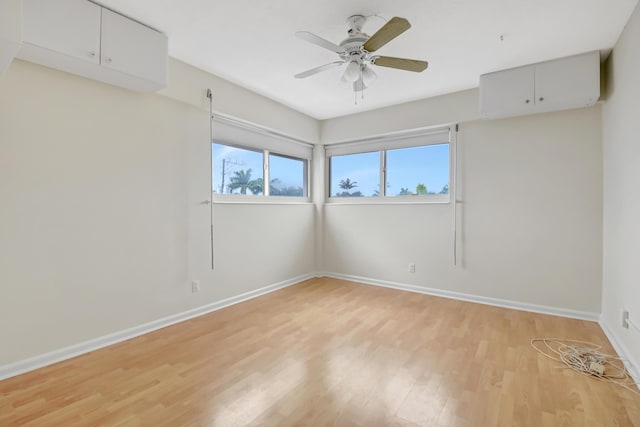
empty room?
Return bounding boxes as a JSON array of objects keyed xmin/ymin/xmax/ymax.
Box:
[{"xmin": 1, "ymin": 0, "xmax": 640, "ymax": 425}]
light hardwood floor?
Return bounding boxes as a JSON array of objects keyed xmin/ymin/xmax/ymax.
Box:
[{"xmin": 1, "ymin": 277, "xmax": 639, "ymax": 426}]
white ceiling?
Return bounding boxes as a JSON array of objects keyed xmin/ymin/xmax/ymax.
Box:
[{"xmin": 97, "ymin": 0, "xmax": 638, "ymax": 120}]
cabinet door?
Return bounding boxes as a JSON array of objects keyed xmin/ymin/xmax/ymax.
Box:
[
  {"xmin": 534, "ymin": 51, "xmax": 600, "ymax": 113},
  {"xmin": 480, "ymin": 65, "xmax": 535, "ymax": 119},
  {"xmin": 22, "ymin": 0, "xmax": 101, "ymax": 64},
  {"xmin": 0, "ymin": 0, "xmax": 22, "ymax": 74},
  {"xmin": 100, "ymin": 9, "xmax": 168, "ymax": 86}
]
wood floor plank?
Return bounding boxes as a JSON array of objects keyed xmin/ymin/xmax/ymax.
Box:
[{"xmin": 0, "ymin": 277, "xmax": 638, "ymax": 426}]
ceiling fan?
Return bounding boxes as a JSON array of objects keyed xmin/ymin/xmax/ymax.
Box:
[{"xmin": 294, "ymin": 15, "xmax": 428, "ymax": 92}]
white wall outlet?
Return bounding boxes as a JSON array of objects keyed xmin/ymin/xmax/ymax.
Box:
[
  {"xmin": 622, "ymin": 309, "xmax": 630, "ymax": 329},
  {"xmin": 408, "ymin": 263, "xmax": 416, "ymax": 273},
  {"xmin": 191, "ymin": 280, "xmax": 200, "ymax": 293}
]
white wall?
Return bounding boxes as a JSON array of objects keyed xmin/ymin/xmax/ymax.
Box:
[
  {"xmin": 160, "ymin": 59, "xmax": 319, "ymax": 144},
  {"xmin": 322, "ymin": 103, "xmax": 603, "ymax": 314},
  {"xmin": 601, "ymin": 2, "xmax": 640, "ymax": 370},
  {"xmin": 0, "ymin": 59, "xmax": 315, "ymax": 366}
]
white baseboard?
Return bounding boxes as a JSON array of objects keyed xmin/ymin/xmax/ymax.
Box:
[
  {"xmin": 599, "ymin": 317, "xmax": 640, "ymax": 387},
  {"xmin": 0, "ymin": 273, "xmax": 315, "ymax": 381},
  {"xmin": 320, "ymin": 272, "xmax": 600, "ymax": 322}
]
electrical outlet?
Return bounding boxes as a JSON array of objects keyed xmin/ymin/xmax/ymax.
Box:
[
  {"xmin": 408, "ymin": 263, "xmax": 416, "ymax": 273},
  {"xmin": 191, "ymin": 280, "xmax": 200, "ymax": 293},
  {"xmin": 622, "ymin": 309, "xmax": 630, "ymax": 329}
]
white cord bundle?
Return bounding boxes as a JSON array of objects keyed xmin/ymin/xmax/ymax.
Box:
[{"xmin": 531, "ymin": 338, "xmax": 640, "ymax": 397}]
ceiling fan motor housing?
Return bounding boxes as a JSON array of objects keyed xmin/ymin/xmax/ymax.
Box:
[
  {"xmin": 340, "ymin": 37, "xmax": 369, "ymax": 62},
  {"xmin": 347, "ymin": 15, "xmax": 367, "ymax": 34},
  {"xmin": 341, "ymin": 15, "xmax": 371, "ymax": 63}
]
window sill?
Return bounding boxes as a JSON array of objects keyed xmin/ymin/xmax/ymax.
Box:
[
  {"xmin": 212, "ymin": 194, "xmax": 312, "ymax": 205},
  {"xmin": 325, "ymin": 194, "xmax": 450, "ymax": 205}
]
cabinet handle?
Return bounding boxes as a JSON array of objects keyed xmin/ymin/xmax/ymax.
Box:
[
  {"xmin": 539, "ymin": 97, "xmax": 544, "ymax": 102},
  {"xmin": 105, "ymin": 57, "xmax": 112, "ymax": 63},
  {"xmin": 89, "ymin": 51, "xmax": 96, "ymax": 57},
  {"xmin": 525, "ymin": 99, "xmax": 530, "ymax": 104}
]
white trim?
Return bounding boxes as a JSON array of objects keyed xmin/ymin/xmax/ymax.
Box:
[
  {"xmin": 0, "ymin": 273, "xmax": 315, "ymax": 381},
  {"xmin": 320, "ymin": 272, "xmax": 599, "ymax": 321},
  {"xmin": 324, "ymin": 195, "xmax": 450, "ymax": 205},
  {"xmin": 599, "ymin": 317, "xmax": 640, "ymax": 387},
  {"xmin": 212, "ymin": 195, "xmax": 312, "ymax": 205},
  {"xmin": 452, "ymin": 124, "xmax": 458, "ymax": 266}
]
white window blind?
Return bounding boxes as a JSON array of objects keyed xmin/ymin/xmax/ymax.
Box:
[
  {"xmin": 325, "ymin": 127, "xmax": 450, "ymax": 157},
  {"xmin": 212, "ymin": 117, "xmax": 313, "ymax": 160}
]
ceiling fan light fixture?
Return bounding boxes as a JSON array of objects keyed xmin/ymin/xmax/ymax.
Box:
[
  {"xmin": 343, "ymin": 60, "xmax": 361, "ymax": 82},
  {"xmin": 362, "ymin": 65, "xmax": 377, "ymax": 86},
  {"xmin": 353, "ymin": 77, "xmax": 367, "ymax": 92}
]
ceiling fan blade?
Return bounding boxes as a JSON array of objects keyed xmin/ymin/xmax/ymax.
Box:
[
  {"xmin": 363, "ymin": 17, "xmax": 411, "ymax": 52},
  {"xmin": 295, "ymin": 31, "xmax": 344, "ymax": 54},
  {"xmin": 372, "ymin": 56, "xmax": 428, "ymax": 72},
  {"xmin": 295, "ymin": 61, "xmax": 344, "ymax": 79}
]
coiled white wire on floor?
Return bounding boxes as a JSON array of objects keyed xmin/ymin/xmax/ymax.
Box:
[{"xmin": 531, "ymin": 338, "xmax": 640, "ymax": 397}]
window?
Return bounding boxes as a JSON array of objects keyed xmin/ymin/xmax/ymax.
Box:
[
  {"xmin": 330, "ymin": 151, "xmax": 380, "ymax": 197},
  {"xmin": 326, "ymin": 127, "xmax": 451, "ymax": 201},
  {"xmin": 213, "ymin": 142, "xmax": 308, "ymax": 197},
  {"xmin": 269, "ymin": 153, "xmax": 306, "ymax": 197},
  {"xmin": 213, "ymin": 143, "xmax": 264, "ymax": 195},
  {"xmin": 386, "ymin": 144, "xmax": 449, "ymax": 196},
  {"xmin": 211, "ymin": 118, "xmax": 313, "ymax": 200}
]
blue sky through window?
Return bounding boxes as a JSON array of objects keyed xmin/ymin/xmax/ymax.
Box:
[
  {"xmin": 330, "ymin": 151, "xmax": 380, "ymax": 197},
  {"xmin": 330, "ymin": 144, "xmax": 449, "ymax": 197},
  {"xmin": 387, "ymin": 144, "xmax": 449, "ymax": 196},
  {"xmin": 212, "ymin": 143, "xmax": 263, "ymax": 194},
  {"xmin": 212, "ymin": 143, "xmax": 305, "ymax": 195}
]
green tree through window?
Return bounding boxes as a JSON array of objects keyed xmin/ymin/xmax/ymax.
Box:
[{"xmin": 228, "ymin": 169, "xmax": 262, "ymax": 195}]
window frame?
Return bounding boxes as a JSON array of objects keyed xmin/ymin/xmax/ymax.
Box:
[
  {"xmin": 210, "ymin": 116, "xmax": 313, "ymax": 204},
  {"xmin": 328, "ymin": 149, "xmax": 381, "ymax": 199},
  {"xmin": 325, "ymin": 126, "xmax": 453, "ymax": 204},
  {"xmin": 267, "ymin": 151, "xmax": 309, "ymax": 198},
  {"xmin": 213, "ymin": 141, "xmax": 311, "ymax": 203}
]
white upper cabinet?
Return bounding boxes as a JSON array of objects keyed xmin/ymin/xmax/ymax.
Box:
[
  {"xmin": 479, "ymin": 65, "xmax": 534, "ymax": 119},
  {"xmin": 480, "ymin": 51, "xmax": 600, "ymax": 119},
  {"xmin": 100, "ymin": 9, "xmax": 168, "ymax": 86},
  {"xmin": 534, "ymin": 52, "xmax": 600, "ymax": 112},
  {"xmin": 22, "ymin": 0, "xmax": 101, "ymax": 64},
  {"xmin": 0, "ymin": 0, "xmax": 23, "ymax": 74},
  {"xmin": 18, "ymin": 0, "xmax": 168, "ymax": 92}
]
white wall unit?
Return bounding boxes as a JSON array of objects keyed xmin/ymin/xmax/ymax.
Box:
[
  {"xmin": 0, "ymin": 0, "xmax": 22, "ymax": 75},
  {"xmin": 478, "ymin": 65, "xmax": 534, "ymax": 118},
  {"xmin": 535, "ymin": 52, "xmax": 600, "ymax": 112},
  {"xmin": 22, "ymin": 0, "xmax": 101, "ymax": 65},
  {"xmin": 18, "ymin": 0, "xmax": 168, "ymax": 92},
  {"xmin": 480, "ymin": 51, "xmax": 600, "ymax": 119},
  {"xmin": 100, "ymin": 9, "xmax": 168, "ymax": 87}
]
